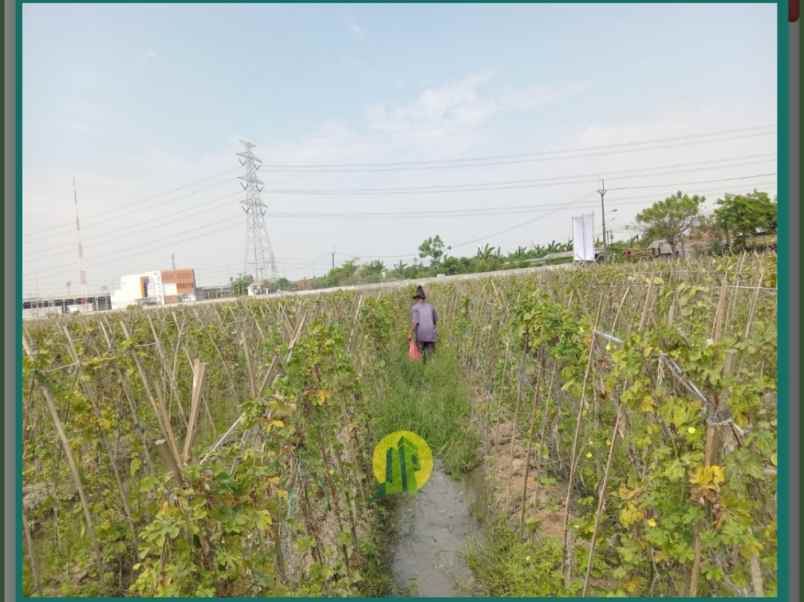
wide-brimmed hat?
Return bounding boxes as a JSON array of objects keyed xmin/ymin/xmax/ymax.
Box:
[{"xmin": 413, "ymin": 285, "xmax": 426, "ymax": 299}]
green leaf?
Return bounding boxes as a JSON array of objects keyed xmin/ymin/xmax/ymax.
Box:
[{"xmin": 336, "ymin": 530, "xmax": 351, "ymax": 547}]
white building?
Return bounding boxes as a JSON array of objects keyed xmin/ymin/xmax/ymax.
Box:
[
  {"xmin": 111, "ymin": 268, "xmax": 197, "ymax": 310},
  {"xmin": 110, "ymin": 270, "xmax": 164, "ymax": 310},
  {"xmin": 247, "ymin": 282, "xmax": 266, "ymax": 296}
]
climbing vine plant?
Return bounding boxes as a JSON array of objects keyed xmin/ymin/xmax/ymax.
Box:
[{"xmin": 22, "ymin": 252, "xmax": 776, "ymax": 598}]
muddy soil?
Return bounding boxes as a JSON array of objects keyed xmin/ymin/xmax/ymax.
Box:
[
  {"xmin": 481, "ymin": 420, "xmax": 568, "ymax": 540},
  {"xmin": 390, "ymin": 460, "xmax": 483, "ymax": 596}
]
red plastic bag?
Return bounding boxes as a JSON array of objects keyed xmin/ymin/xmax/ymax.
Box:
[{"xmin": 408, "ymin": 338, "xmax": 422, "ymax": 361}]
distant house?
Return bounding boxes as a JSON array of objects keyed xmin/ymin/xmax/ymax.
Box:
[
  {"xmin": 648, "ymin": 240, "xmax": 676, "ymax": 257},
  {"xmin": 162, "ymin": 269, "xmax": 197, "ymax": 304},
  {"xmin": 111, "ymin": 268, "xmax": 197, "ymax": 310},
  {"xmin": 247, "ymin": 282, "xmax": 267, "ymax": 296}
]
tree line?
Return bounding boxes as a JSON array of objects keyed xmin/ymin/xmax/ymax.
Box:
[{"xmin": 228, "ymin": 189, "xmax": 776, "ymax": 294}]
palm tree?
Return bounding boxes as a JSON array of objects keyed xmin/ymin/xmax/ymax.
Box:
[
  {"xmin": 476, "ymin": 243, "xmax": 496, "ymax": 260},
  {"xmin": 392, "ymin": 260, "xmax": 408, "ymax": 279}
]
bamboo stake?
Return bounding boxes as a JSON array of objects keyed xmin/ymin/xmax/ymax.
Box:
[
  {"xmin": 26, "ymin": 366, "xmax": 102, "ymax": 569},
  {"xmin": 638, "ymin": 280, "xmax": 654, "ymax": 331},
  {"xmin": 245, "ymin": 302, "xmax": 266, "ymax": 341},
  {"xmin": 750, "ymin": 553, "xmax": 765, "ymax": 596},
  {"xmin": 199, "ymin": 414, "xmax": 244, "ymax": 465},
  {"xmin": 185, "ymin": 347, "xmax": 217, "ymax": 439},
  {"xmin": 148, "ymin": 314, "xmax": 187, "ymax": 428},
  {"xmin": 535, "ymin": 366, "xmax": 558, "ymax": 472},
  {"xmin": 689, "ymin": 346, "xmax": 734, "ymax": 596},
  {"xmin": 561, "ymin": 300, "xmax": 604, "ymax": 585},
  {"xmin": 519, "ymin": 384, "xmax": 540, "ymax": 534},
  {"xmin": 521, "ymin": 360, "xmax": 557, "ymax": 533},
  {"xmin": 711, "ymin": 281, "xmax": 729, "ymax": 342},
  {"xmin": 333, "ymin": 446, "xmax": 361, "ymax": 555},
  {"xmin": 610, "ymin": 286, "xmax": 632, "ymax": 334},
  {"xmin": 582, "ymin": 406, "xmax": 622, "ymax": 597},
  {"xmin": 240, "ymin": 330, "xmax": 257, "ymax": 399},
  {"xmin": 301, "ymin": 479, "xmax": 324, "ymax": 565},
  {"xmin": 100, "ymin": 318, "xmax": 155, "ymax": 472},
  {"xmin": 22, "ymin": 506, "xmax": 41, "ymax": 594},
  {"xmin": 120, "ymin": 323, "xmax": 183, "ymax": 471},
  {"xmin": 257, "ymin": 356, "xmax": 279, "ymax": 398},
  {"xmin": 191, "ymin": 306, "xmax": 239, "ymax": 400},
  {"xmin": 59, "ymin": 324, "xmax": 138, "ymax": 543},
  {"xmin": 320, "ymin": 445, "xmax": 351, "ymax": 573},
  {"xmin": 743, "ymin": 268, "xmax": 765, "ymax": 340},
  {"xmin": 182, "ymin": 360, "xmax": 206, "ymax": 464},
  {"xmin": 724, "ymin": 252, "xmax": 747, "ymax": 332},
  {"xmin": 507, "ymin": 351, "xmax": 527, "ymax": 499},
  {"xmin": 169, "ymin": 312, "xmax": 187, "ymax": 416},
  {"xmin": 154, "ymin": 439, "xmax": 184, "ymax": 484},
  {"xmin": 346, "ymin": 295, "xmax": 365, "ymax": 352}
]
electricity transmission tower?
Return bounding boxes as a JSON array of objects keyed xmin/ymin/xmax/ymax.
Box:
[{"xmin": 237, "ymin": 140, "xmax": 277, "ymax": 282}]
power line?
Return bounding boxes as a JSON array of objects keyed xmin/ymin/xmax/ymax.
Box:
[
  {"xmin": 261, "ymin": 166, "xmax": 777, "ymax": 197},
  {"xmin": 25, "ymin": 173, "xmax": 777, "ymax": 276},
  {"xmin": 26, "ymin": 169, "xmax": 776, "ymax": 271},
  {"xmin": 330, "ymin": 175, "xmax": 777, "ymax": 262},
  {"xmin": 25, "ymin": 157, "xmax": 772, "ymax": 262},
  {"xmin": 25, "ymin": 214, "xmax": 246, "ymax": 278},
  {"xmin": 605, "ymin": 180, "xmax": 777, "ymax": 204},
  {"xmin": 607, "ymin": 172, "xmax": 777, "ymax": 192},
  {"xmin": 24, "ymin": 152, "xmax": 775, "ymax": 245},
  {"xmin": 23, "ymin": 165, "xmax": 777, "ymax": 287},
  {"xmin": 339, "ymin": 193, "xmax": 597, "ymax": 260},
  {"xmin": 25, "ymin": 191, "xmax": 244, "ymax": 259},
  {"xmin": 24, "ymin": 170, "xmax": 239, "ymax": 239},
  {"xmin": 255, "ymin": 125, "xmax": 775, "ymax": 171}
]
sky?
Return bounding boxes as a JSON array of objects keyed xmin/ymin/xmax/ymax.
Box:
[{"xmin": 22, "ymin": 3, "xmax": 778, "ymax": 297}]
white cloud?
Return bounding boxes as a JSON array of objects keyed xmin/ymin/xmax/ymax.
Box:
[
  {"xmin": 145, "ymin": 49, "xmax": 158, "ymax": 59},
  {"xmin": 24, "ymin": 72, "xmax": 773, "ymax": 295},
  {"xmin": 498, "ymin": 81, "xmax": 590, "ymax": 112},
  {"xmin": 366, "ymin": 73, "xmax": 493, "ymax": 141},
  {"xmin": 365, "ymin": 72, "xmax": 587, "ymax": 145}
]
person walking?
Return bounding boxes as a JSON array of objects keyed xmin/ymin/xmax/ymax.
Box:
[{"xmin": 409, "ymin": 285, "xmax": 438, "ymax": 362}]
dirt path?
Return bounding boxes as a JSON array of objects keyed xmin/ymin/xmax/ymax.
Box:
[{"xmin": 390, "ymin": 460, "xmax": 482, "ymax": 596}]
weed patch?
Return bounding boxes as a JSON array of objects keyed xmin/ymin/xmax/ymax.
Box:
[{"xmin": 368, "ymin": 347, "xmax": 479, "ymax": 476}]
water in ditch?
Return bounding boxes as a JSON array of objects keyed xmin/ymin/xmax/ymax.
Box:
[{"xmin": 389, "ymin": 459, "xmax": 484, "ymax": 596}]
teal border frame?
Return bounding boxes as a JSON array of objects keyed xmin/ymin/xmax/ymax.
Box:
[
  {"xmin": 11, "ymin": 1, "xmax": 792, "ymax": 600},
  {"xmin": 776, "ymin": 3, "xmax": 790, "ymax": 602}
]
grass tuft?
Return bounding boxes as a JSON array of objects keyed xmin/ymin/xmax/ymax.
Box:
[{"xmin": 369, "ymin": 346, "xmax": 480, "ymax": 477}]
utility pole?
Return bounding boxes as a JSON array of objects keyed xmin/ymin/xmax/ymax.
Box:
[
  {"xmin": 73, "ymin": 177, "xmax": 88, "ymax": 307},
  {"xmin": 331, "ymin": 247, "xmax": 336, "ymax": 271},
  {"xmin": 238, "ymin": 140, "xmax": 278, "ymax": 283},
  {"xmin": 597, "ymin": 177, "xmax": 608, "ymax": 258},
  {"xmin": 171, "ymin": 252, "xmax": 176, "ymax": 271}
]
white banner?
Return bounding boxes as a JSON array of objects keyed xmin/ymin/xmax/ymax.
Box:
[{"xmin": 572, "ymin": 213, "xmax": 595, "ymax": 261}]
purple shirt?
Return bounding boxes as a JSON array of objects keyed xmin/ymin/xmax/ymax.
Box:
[{"xmin": 411, "ymin": 302, "xmax": 438, "ymax": 343}]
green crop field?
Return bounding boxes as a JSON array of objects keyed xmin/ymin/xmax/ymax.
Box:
[{"xmin": 21, "ymin": 253, "xmax": 777, "ymax": 597}]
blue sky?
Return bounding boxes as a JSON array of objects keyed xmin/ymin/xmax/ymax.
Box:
[{"xmin": 23, "ymin": 3, "xmax": 777, "ymax": 296}]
